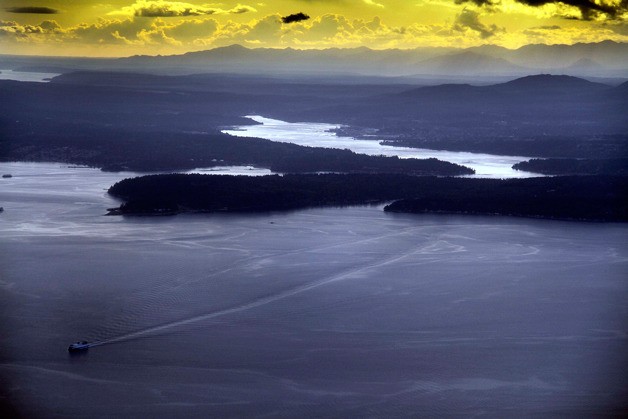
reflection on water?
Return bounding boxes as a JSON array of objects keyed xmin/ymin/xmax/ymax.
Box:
[
  {"xmin": 0, "ymin": 69, "xmax": 61, "ymax": 83},
  {"xmin": 1, "ymin": 162, "xmax": 626, "ymax": 417},
  {"xmin": 223, "ymin": 115, "xmax": 538, "ymax": 178},
  {"xmin": 0, "ymin": 162, "xmax": 270, "ymax": 237},
  {"xmin": 186, "ymin": 165, "xmax": 271, "ymax": 176}
]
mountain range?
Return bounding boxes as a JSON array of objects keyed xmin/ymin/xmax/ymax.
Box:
[
  {"xmin": 1, "ymin": 41, "xmax": 627, "ymax": 82},
  {"xmin": 115, "ymin": 41, "xmax": 628, "ymax": 79}
]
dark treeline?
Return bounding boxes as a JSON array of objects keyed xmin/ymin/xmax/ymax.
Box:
[
  {"xmin": 0, "ymin": 120, "xmax": 470, "ymax": 175},
  {"xmin": 107, "ymin": 173, "xmax": 628, "ymax": 222},
  {"xmin": 108, "ymin": 173, "xmax": 443, "ymax": 214},
  {"xmin": 384, "ymin": 175, "xmax": 627, "ymax": 221},
  {"xmin": 381, "ymin": 135, "xmax": 627, "ymax": 160},
  {"xmin": 513, "ymin": 158, "xmax": 628, "ymax": 175}
]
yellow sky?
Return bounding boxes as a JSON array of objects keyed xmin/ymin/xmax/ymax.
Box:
[{"xmin": 0, "ymin": 0, "xmax": 626, "ymax": 56}]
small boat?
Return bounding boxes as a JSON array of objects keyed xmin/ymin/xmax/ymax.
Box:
[{"xmin": 68, "ymin": 341, "xmax": 90, "ymax": 353}]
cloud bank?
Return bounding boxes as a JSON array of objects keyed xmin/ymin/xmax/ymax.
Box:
[{"xmin": 112, "ymin": 1, "xmax": 257, "ymax": 18}]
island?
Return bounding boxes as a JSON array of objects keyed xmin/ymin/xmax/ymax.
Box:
[{"xmin": 107, "ymin": 173, "xmax": 627, "ymax": 222}]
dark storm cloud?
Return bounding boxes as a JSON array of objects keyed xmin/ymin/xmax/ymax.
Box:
[
  {"xmin": 282, "ymin": 12, "xmax": 311, "ymax": 24},
  {"xmin": 454, "ymin": 9, "xmax": 501, "ymax": 38},
  {"xmin": 455, "ymin": 0, "xmax": 628, "ymax": 20},
  {"xmin": 520, "ymin": 0, "xmax": 627, "ymax": 20},
  {"xmin": 5, "ymin": 7, "xmax": 59, "ymax": 14}
]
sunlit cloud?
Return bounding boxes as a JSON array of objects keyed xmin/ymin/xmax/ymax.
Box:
[
  {"xmin": 109, "ymin": 1, "xmax": 257, "ymax": 18},
  {"xmin": 1, "ymin": 6, "xmax": 626, "ymax": 56},
  {"xmin": 231, "ymin": 5, "xmax": 258, "ymax": 14},
  {"xmin": 364, "ymin": 0, "xmax": 385, "ymax": 7}
]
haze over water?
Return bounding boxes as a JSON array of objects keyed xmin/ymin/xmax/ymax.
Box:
[{"xmin": 1, "ymin": 162, "xmax": 626, "ymax": 416}]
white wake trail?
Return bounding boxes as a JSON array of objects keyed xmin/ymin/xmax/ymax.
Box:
[{"xmin": 92, "ymin": 246, "xmax": 420, "ymax": 347}]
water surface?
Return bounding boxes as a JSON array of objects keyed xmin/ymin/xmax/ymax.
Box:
[
  {"xmin": 0, "ymin": 69, "xmax": 61, "ymax": 83},
  {"xmin": 1, "ymin": 162, "xmax": 626, "ymax": 417},
  {"xmin": 223, "ymin": 115, "xmax": 537, "ymax": 178}
]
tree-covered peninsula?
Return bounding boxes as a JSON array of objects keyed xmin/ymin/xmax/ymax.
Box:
[
  {"xmin": 107, "ymin": 173, "xmax": 627, "ymax": 222},
  {"xmin": 513, "ymin": 158, "xmax": 628, "ymax": 176},
  {"xmin": 0, "ymin": 116, "xmax": 471, "ymax": 176}
]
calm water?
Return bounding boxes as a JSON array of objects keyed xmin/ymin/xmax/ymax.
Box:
[
  {"xmin": 0, "ymin": 69, "xmax": 61, "ymax": 83},
  {"xmin": 1, "ymin": 162, "xmax": 626, "ymax": 417},
  {"xmin": 223, "ymin": 115, "xmax": 537, "ymax": 178}
]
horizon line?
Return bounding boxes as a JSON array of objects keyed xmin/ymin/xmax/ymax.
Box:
[{"xmin": 1, "ymin": 40, "xmax": 625, "ymax": 60}]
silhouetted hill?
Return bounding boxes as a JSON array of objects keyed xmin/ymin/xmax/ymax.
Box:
[
  {"xmin": 614, "ymin": 80, "xmax": 628, "ymax": 94},
  {"xmin": 366, "ymin": 75, "xmax": 611, "ymax": 110},
  {"xmin": 387, "ymin": 75, "xmax": 609, "ymax": 102},
  {"xmin": 492, "ymin": 74, "xmax": 610, "ymax": 95}
]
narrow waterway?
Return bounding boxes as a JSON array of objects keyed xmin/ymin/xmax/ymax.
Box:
[{"xmin": 223, "ymin": 115, "xmax": 537, "ymax": 178}]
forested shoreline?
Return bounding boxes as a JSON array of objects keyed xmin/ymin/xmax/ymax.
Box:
[
  {"xmin": 512, "ymin": 158, "xmax": 628, "ymax": 175},
  {"xmin": 107, "ymin": 173, "xmax": 628, "ymax": 222},
  {"xmin": 0, "ymin": 119, "xmax": 472, "ymax": 175}
]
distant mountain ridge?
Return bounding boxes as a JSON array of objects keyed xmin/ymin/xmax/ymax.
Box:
[
  {"xmin": 410, "ymin": 51, "xmax": 527, "ymax": 76},
  {"xmin": 113, "ymin": 41, "xmax": 628, "ymax": 78},
  {"xmin": 1, "ymin": 41, "xmax": 627, "ymax": 80}
]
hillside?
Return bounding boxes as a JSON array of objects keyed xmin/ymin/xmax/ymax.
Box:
[{"xmin": 2, "ymin": 72, "xmax": 626, "ymax": 167}]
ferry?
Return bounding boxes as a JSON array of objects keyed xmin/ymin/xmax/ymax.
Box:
[{"xmin": 68, "ymin": 341, "xmax": 90, "ymax": 353}]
